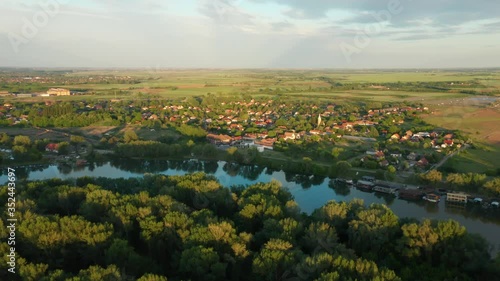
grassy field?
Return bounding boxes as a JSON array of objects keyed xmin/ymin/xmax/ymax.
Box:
[
  {"xmin": 3, "ymin": 69, "xmax": 499, "ymax": 175},
  {"xmin": 422, "ymin": 99, "xmax": 500, "ymax": 144},
  {"xmin": 1, "ymin": 128, "xmax": 69, "ymax": 142},
  {"xmin": 442, "ymin": 146, "xmax": 500, "ymax": 173},
  {"xmin": 421, "ymin": 95, "xmax": 500, "ymax": 173},
  {"xmin": 6, "ymin": 69, "xmax": 498, "ymax": 103}
]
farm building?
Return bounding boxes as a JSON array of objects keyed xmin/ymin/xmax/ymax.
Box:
[{"xmin": 47, "ymin": 88, "xmax": 71, "ymax": 96}]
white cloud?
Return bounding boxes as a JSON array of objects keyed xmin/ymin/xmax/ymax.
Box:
[{"xmin": 0, "ymin": 0, "xmax": 499, "ymax": 68}]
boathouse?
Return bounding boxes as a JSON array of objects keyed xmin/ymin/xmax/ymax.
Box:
[{"xmin": 446, "ymin": 192, "xmax": 468, "ymax": 204}]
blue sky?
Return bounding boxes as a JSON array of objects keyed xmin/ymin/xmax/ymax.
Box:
[{"xmin": 1, "ymin": 0, "xmax": 499, "ymax": 68}]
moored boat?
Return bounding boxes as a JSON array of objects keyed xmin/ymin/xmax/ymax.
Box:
[
  {"xmin": 399, "ymin": 189, "xmax": 424, "ymax": 200},
  {"xmin": 423, "ymin": 193, "xmax": 441, "ymax": 203},
  {"xmin": 356, "ymin": 180, "xmax": 374, "ymax": 191},
  {"xmin": 373, "ymin": 185, "xmax": 397, "ymax": 195}
]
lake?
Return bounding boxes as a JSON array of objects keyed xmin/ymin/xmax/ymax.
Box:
[{"xmin": 2, "ymin": 159, "xmax": 499, "ymax": 253}]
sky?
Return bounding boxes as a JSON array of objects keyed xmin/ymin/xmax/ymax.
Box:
[{"xmin": 0, "ymin": 0, "xmax": 499, "ymax": 68}]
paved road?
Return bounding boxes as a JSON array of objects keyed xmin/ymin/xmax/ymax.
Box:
[
  {"xmin": 429, "ymin": 144, "xmax": 469, "ymax": 171},
  {"xmin": 342, "ymin": 136, "xmax": 377, "ymax": 142}
]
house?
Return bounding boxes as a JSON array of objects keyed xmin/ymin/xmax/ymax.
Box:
[
  {"xmin": 255, "ymin": 121, "xmax": 267, "ymax": 127},
  {"xmin": 407, "ymin": 152, "xmax": 417, "ymax": 161},
  {"xmin": 390, "ymin": 133, "xmax": 400, "ymax": 140},
  {"xmin": 444, "ymin": 139, "xmax": 454, "ymax": 146},
  {"xmin": 257, "ymin": 132, "xmax": 268, "ymax": 139},
  {"xmin": 206, "ymin": 134, "xmax": 232, "ymax": 144},
  {"xmin": 45, "ymin": 143, "xmax": 59, "ymax": 153},
  {"xmin": 375, "ymin": 151, "xmax": 385, "ymax": 160},
  {"xmin": 414, "ymin": 132, "xmax": 430, "ymax": 138},
  {"xmin": 229, "ymin": 123, "xmax": 243, "ymax": 130},
  {"xmin": 244, "ymin": 133, "xmax": 257, "ymax": 140},
  {"xmin": 417, "ymin": 157, "xmax": 429, "ymax": 167},
  {"xmin": 379, "ymin": 160, "xmax": 389, "ymax": 167},
  {"xmin": 283, "ymin": 132, "xmax": 297, "ymax": 140},
  {"xmin": 339, "ymin": 122, "xmax": 353, "ymax": 130},
  {"xmin": 309, "ymin": 130, "xmax": 321, "ymax": 135}
]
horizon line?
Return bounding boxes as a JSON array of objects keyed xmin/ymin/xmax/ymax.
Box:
[{"xmin": 1, "ymin": 66, "xmax": 500, "ymax": 71}]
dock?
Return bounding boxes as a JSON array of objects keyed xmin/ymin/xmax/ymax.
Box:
[{"xmin": 398, "ymin": 188, "xmax": 424, "ymax": 200}]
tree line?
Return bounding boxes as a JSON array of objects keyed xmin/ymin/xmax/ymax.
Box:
[{"xmin": 1, "ymin": 174, "xmax": 499, "ymax": 281}]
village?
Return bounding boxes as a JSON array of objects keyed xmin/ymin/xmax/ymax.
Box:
[{"xmin": 0, "ymin": 95, "xmax": 463, "ymax": 172}]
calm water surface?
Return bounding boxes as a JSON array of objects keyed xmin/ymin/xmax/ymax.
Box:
[{"xmin": 2, "ymin": 160, "xmax": 499, "ymax": 252}]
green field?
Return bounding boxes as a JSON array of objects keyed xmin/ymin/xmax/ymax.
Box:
[
  {"xmin": 4, "ymin": 69, "xmax": 500, "ymax": 169},
  {"xmin": 443, "ymin": 146, "xmax": 500, "ymax": 173},
  {"xmin": 5, "ymin": 69, "xmax": 498, "ymax": 103}
]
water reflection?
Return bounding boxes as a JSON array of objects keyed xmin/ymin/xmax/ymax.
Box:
[
  {"xmin": 1, "ymin": 159, "xmax": 499, "ymax": 252},
  {"xmin": 424, "ymin": 202, "xmax": 440, "ymax": 214},
  {"xmin": 328, "ymin": 180, "xmax": 351, "ymax": 196},
  {"xmin": 373, "ymin": 193, "xmax": 396, "ymax": 206}
]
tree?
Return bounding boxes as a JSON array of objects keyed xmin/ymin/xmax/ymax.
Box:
[
  {"xmin": 335, "ymin": 161, "xmax": 351, "ymax": 176},
  {"xmin": 19, "ymin": 262, "xmax": 49, "ymax": 281},
  {"xmin": 13, "ymin": 135, "xmax": 31, "ymax": 147},
  {"xmin": 331, "ymin": 147, "xmax": 344, "ymax": 159},
  {"xmin": 6, "ymin": 173, "xmax": 499, "ymax": 281},
  {"xmin": 388, "ymin": 125, "xmax": 399, "ymax": 135},
  {"xmin": 58, "ymin": 142, "xmax": 70, "ymax": 155},
  {"xmin": 176, "ymin": 124, "xmax": 207, "ymax": 138},
  {"xmin": 419, "ymin": 170, "xmax": 442, "ymax": 185},
  {"xmin": 483, "ymin": 178, "xmax": 500, "ymax": 196},
  {"xmin": 388, "ymin": 165, "xmax": 396, "ymax": 173},
  {"xmin": 70, "ymin": 135, "xmax": 86, "ymax": 144},
  {"xmin": 124, "ymin": 130, "xmax": 139, "ymax": 143},
  {"xmin": 368, "ymin": 127, "xmax": 379, "ymax": 138},
  {"xmin": 179, "ymin": 246, "xmax": 226, "ymax": 281},
  {"xmin": 0, "ymin": 132, "xmax": 10, "ymax": 144},
  {"xmin": 12, "ymin": 145, "xmax": 28, "ymax": 159},
  {"xmin": 137, "ymin": 274, "xmax": 168, "ymax": 281},
  {"xmin": 398, "ymin": 219, "xmax": 439, "ymax": 260},
  {"xmin": 348, "ymin": 204, "xmax": 399, "ymax": 258},
  {"xmin": 202, "ymin": 144, "xmax": 217, "ymax": 157},
  {"xmin": 75, "ymin": 265, "xmax": 122, "ymax": 280},
  {"xmin": 253, "ymin": 239, "xmax": 300, "ymax": 281}
]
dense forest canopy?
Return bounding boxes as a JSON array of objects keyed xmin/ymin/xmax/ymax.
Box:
[{"xmin": 1, "ymin": 173, "xmax": 499, "ymax": 281}]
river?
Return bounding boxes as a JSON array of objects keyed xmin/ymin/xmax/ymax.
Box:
[{"xmin": 1, "ymin": 159, "xmax": 499, "ymax": 253}]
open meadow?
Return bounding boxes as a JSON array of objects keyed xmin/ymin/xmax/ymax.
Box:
[{"xmin": 3, "ymin": 69, "xmax": 499, "ymax": 173}]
